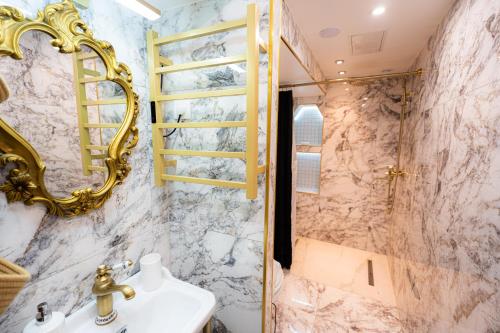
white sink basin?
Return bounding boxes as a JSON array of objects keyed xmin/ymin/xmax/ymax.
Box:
[{"xmin": 65, "ymin": 268, "xmax": 216, "ymax": 333}]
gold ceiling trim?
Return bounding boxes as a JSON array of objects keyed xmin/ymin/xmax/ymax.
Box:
[{"xmin": 0, "ymin": 0, "xmax": 139, "ymax": 217}]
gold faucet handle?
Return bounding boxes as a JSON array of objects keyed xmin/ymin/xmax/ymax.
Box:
[{"xmin": 95, "ymin": 265, "xmax": 113, "ymax": 279}]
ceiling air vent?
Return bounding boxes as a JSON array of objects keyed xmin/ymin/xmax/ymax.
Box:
[{"xmin": 350, "ymin": 31, "xmax": 385, "ymax": 55}]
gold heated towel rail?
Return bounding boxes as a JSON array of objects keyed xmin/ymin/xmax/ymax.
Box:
[
  {"xmin": 73, "ymin": 51, "xmax": 125, "ymax": 175},
  {"xmin": 147, "ymin": 3, "xmax": 267, "ymax": 199}
]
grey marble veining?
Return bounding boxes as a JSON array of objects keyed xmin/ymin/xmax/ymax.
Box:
[
  {"xmin": 0, "ymin": 1, "xmax": 169, "ymax": 332},
  {"xmin": 151, "ymin": 1, "xmax": 271, "ymax": 332},
  {"xmin": 1, "ymin": 1, "xmax": 276, "ymax": 332},
  {"xmin": 388, "ymin": 0, "xmax": 500, "ymax": 331},
  {"xmin": 295, "ymin": 79, "xmax": 403, "ymax": 255},
  {"xmin": 274, "ymin": 272, "xmax": 403, "ymax": 333},
  {"xmin": 0, "ymin": 31, "xmax": 107, "ymax": 197}
]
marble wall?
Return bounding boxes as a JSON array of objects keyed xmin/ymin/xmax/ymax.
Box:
[
  {"xmin": 0, "ymin": 32, "xmax": 107, "ymax": 198},
  {"xmin": 388, "ymin": 0, "xmax": 500, "ymax": 331},
  {"xmin": 151, "ymin": 1, "xmax": 272, "ymax": 332},
  {"xmin": 280, "ymin": 0, "xmax": 400, "ymax": 255},
  {"xmin": 0, "ymin": 0, "xmax": 279, "ymax": 332},
  {"xmin": 279, "ymin": 0, "xmax": 326, "ymax": 258},
  {"xmin": 0, "ymin": 1, "xmax": 169, "ymax": 333},
  {"xmin": 280, "ymin": 0, "xmax": 325, "ymax": 85},
  {"xmin": 295, "ymin": 80, "xmax": 403, "ymax": 255}
]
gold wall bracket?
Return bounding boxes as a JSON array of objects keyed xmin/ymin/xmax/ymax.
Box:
[{"xmin": 147, "ymin": 4, "xmax": 268, "ymax": 199}]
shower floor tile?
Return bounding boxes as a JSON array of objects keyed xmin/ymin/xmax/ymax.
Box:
[
  {"xmin": 274, "ymin": 273, "xmax": 403, "ymax": 333},
  {"xmin": 274, "ymin": 302, "xmax": 316, "ymax": 333},
  {"xmin": 272, "ymin": 237, "xmax": 403, "ymax": 332},
  {"xmin": 291, "ymin": 237, "xmax": 397, "ymax": 306}
]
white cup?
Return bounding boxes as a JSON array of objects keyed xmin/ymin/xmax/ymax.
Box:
[{"xmin": 140, "ymin": 253, "xmax": 163, "ymax": 291}]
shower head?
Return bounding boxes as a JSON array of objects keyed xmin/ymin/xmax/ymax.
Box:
[{"xmin": 0, "ymin": 76, "xmax": 9, "ymax": 103}]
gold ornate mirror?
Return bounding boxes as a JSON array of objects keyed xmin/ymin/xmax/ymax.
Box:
[{"xmin": 0, "ymin": 1, "xmax": 139, "ymax": 216}]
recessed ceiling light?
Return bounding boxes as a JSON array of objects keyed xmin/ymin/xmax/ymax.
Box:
[
  {"xmin": 335, "ymin": 59, "xmax": 344, "ymax": 65},
  {"xmin": 372, "ymin": 6, "xmax": 386, "ymax": 16},
  {"xmin": 361, "ymin": 103, "xmax": 367, "ymax": 107},
  {"xmin": 338, "ymin": 71, "xmax": 346, "ymax": 75},
  {"xmin": 363, "ymin": 97, "xmax": 368, "ymax": 101},
  {"xmin": 343, "ymin": 82, "xmax": 348, "ymax": 85},
  {"xmin": 319, "ymin": 27, "xmax": 341, "ymax": 38},
  {"xmin": 115, "ymin": 0, "xmax": 161, "ymax": 20},
  {"xmin": 345, "ymin": 88, "xmax": 350, "ymax": 91}
]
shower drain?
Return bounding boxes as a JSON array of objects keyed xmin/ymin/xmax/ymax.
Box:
[{"xmin": 368, "ymin": 260, "xmax": 375, "ymax": 286}]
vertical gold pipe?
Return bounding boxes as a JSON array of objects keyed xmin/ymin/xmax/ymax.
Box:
[
  {"xmin": 203, "ymin": 318, "xmax": 212, "ymax": 333},
  {"xmin": 147, "ymin": 30, "xmax": 165, "ymax": 186},
  {"xmin": 390, "ymin": 78, "xmax": 408, "ymax": 212},
  {"xmin": 96, "ymin": 294, "xmax": 114, "ymax": 318},
  {"xmin": 396, "ymin": 79, "xmax": 407, "ymax": 172},
  {"xmin": 263, "ymin": 0, "xmax": 280, "ymax": 331},
  {"xmin": 245, "ymin": 3, "xmax": 259, "ymax": 199}
]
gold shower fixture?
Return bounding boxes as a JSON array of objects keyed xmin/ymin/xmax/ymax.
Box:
[
  {"xmin": 386, "ymin": 165, "xmax": 407, "ymax": 180},
  {"xmin": 279, "ymin": 68, "xmax": 423, "ymax": 89}
]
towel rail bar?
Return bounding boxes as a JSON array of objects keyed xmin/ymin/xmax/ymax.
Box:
[{"xmin": 148, "ymin": 4, "xmax": 266, "ymax": 199}]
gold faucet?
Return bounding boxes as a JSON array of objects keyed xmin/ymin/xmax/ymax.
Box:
[{"xmin": 92, "ymin": 260, "xmax": 135, "ymax": 326}]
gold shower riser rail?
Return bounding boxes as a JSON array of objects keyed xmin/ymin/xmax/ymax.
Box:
[
  {"xmin": 280, "ymin": 69, "xmax": 423, "ymax": 88},
  {"xmin": 147, "ymin": 3, "xmax": 268, "ymax": 199}
]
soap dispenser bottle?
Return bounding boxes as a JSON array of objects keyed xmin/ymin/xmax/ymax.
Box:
[{"xmin": 23, "ymin": 302, "xmax": 65, "ymax": 333}]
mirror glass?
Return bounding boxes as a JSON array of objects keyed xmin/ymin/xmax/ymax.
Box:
[{"xmin": 0, "ymin": 31, "xmax": 127, "ymax": 198}]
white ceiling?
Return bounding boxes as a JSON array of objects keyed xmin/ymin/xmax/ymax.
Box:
[
  {"xmin": 279, "ymin": 40, "xmax": 323, "ymax": 97},
  {"xmin": 285, "ymin": 0, "xmax": 455, "ymax": 78}
]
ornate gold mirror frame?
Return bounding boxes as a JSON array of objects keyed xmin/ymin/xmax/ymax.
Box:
[{"xmin": 0, "ymin": 0, "xmax": 139, "ymax": 216}]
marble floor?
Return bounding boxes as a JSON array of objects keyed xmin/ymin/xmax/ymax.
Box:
[{"xmin": 272, "ymin": 237, "xmax": 403, "ymax": 332}]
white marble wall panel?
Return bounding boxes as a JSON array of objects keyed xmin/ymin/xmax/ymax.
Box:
[
  {"xmin": 0, "ymin": 0, "xmax": 277, "ymax": 332},
  {"xmin": 152, "ymin": 1, "xmax": 272, "ymax": 332},
  {"xmin": 295, "ymin": 80, "xmax": 402, "ymax": 254},
  {"xmin": 280, "ymin": 0, "xmax": 325, "ymax": 85},
  {"xmin": 0, "ymin": 32, "xmax": 107, "ymax": 197},
  {"xmin": 388, "ymin": 0, "xmax": 500, "ymax": 331},
  {"xmin": 274, "ymin": 272, "xmax": 403, "ymax": 333},
  {"xmin": 0, "ymin": 1, "xmax": 170, "ymax": 332}
]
